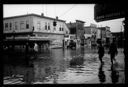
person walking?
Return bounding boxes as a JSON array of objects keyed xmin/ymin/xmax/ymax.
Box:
[
  {"xmin": 98, "ymin": 41, "xmax": 105, "ymax": 64},
  {"xmin": 108, "ymin": 39, "xmax": 118, "ymax": 65}
]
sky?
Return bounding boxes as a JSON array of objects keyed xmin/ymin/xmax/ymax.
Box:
[{"xmin": 3, "ymin": 4, "xmax": 125, "ymax": 32}]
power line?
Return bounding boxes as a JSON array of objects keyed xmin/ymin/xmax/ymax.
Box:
[{"xmin": 59, "ymin": 4, "xmax": 77, "ymax": 18}]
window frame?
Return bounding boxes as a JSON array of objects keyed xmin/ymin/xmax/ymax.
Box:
[
  {"xmin": 20, "ymin": 21, "xmax": 24, "ymax": 30},
  {"xmin": 15, "ymin": 22, "xmax": 18, "ymax": 30},
  {"xmin": 5, "ymin": 23, "xmax": 8, "ymax": 31},
  {"xmin": 48, "ymin": 23, "xmax": 50, "ymax": 30},
  {"xmin": 26, "ymin": 20, "xmax": 29, "ymax": 29},
  {"xmin": 59, "ymin": 26, "xmax": 61, "ymax": 31},
  {"xmin": 10, "ymin": 22, "xmax": 12, "ymax": 30},
  {"xmin": 45, "ymin": 22, "xmax": 47, "ymax": 30},
  {"xmin": 37, "ymin": 21, "xmax": 41, "ymax": 31}
]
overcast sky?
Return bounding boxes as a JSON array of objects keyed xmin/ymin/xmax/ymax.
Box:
[{"xmin": 3, "ymin": 4, "xmax": 125, "ymax": 32}]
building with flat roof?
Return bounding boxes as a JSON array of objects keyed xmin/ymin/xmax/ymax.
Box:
[{"xmin": 3, "ymin": 13, "xmax": 69, "ymax": 48}]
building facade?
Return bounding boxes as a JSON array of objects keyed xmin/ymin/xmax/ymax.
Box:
[
  {"xmin": 84, "ymin": 26, "xmax": 92, "ymax": 46},
  {"xmin": 3, "ymin": 13, "xmax": 69, "ymax": 48},
  {"xmin": 84, "ymin": 24, "xmax": 98, "ymax": 47},
  {"xmin": 66, "ymin": 20, "xmax": 85, "ymax": 46},
  {"xmin": 97, "ymin": 26, "xmax": 112, "ymax": 47}
]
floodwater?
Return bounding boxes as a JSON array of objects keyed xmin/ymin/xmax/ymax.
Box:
[{"xmin": 3, "ymin": 47, "xmax": 125, "ymax": 84}]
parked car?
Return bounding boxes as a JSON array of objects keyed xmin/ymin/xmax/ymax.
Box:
[{"xmin": 67, "ymin": 40, "xmax": 76, "ymax": 49}]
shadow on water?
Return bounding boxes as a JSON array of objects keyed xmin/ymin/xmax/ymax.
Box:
[{"xmin": 98, "ymin": 63, "xmax": 106, "ymax": 84}]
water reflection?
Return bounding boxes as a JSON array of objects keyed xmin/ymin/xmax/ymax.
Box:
[
  {"xmin": 32, "ymin": 49, "xmax": 68, "ymax": 84},
  {"xmin": 98, "ymin": 63, "xmax": 106, "ymax": 83},
  {"xmin": 69, "ymin": 47, "xmax": 85, "ymax": 67},
  {"xmin": 111, "ymin": 63, "xmax": 119, "ymax": 84},
  {"xmin": 69, "ymin": 56, "xmax": 84, "ymax": 67},
  {"xmin": 3, "ymin": 47, "xmax": 124, "ymax": 84}
]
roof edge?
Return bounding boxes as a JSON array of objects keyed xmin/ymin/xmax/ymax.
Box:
[{"xmin": 4, "ymin": 13, "xmax": 66, "ymax": 22}]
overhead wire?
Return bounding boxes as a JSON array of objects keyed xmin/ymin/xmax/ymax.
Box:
[{"xmin": 59, "ymin": 4, "xmax": 77, "ymax": 18}]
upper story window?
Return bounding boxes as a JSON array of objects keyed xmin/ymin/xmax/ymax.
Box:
[
  {"xmin": 45, "ymin": 22, "xmax": 47, "ymax": 30},
  {"xmin": 54, "ymin": 27, "xmax": 56, "ymax": 31},
  {"xmin": 15, "ymin": 22, "xmax": 18, "ymax": 30},
  {"xmin": 20, "ymin": 21, "xmax": 24, "ymax": 30},
  {"xmin": 59, "ymin": 26, "xmax": 61, "ymax": 31},
  {"xmin": 37, "ymin": 21, "xmax": 41, "ymax": 31},
  {"xmin": 62, "ymin": 27, "xmax": 64, "ymax": 31},
  {"xmin": 26, "ymin": 20, "xmax": 29, "ymax": 29},
  {"xmin": 48, "ymin": 23, "xmax": 50, "ymax": 30},
  {"xmin": 5, "ymin": 23, "xmax": 8, "ymax": 31},
  {"xmin": 10, "ymin": 23, "xmax": 12, "ymax": 30},
  {"xmin": 59, "ymin": 25, "xmax": 63, "ymax": 31}
]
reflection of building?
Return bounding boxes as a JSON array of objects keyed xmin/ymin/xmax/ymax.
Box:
[{"xmin": 3, "ymin": 13, "xmax": 69, "ymax": 48}]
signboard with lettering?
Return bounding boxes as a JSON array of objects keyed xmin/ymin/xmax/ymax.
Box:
[{"xmin": 94, "ymin": 4, "xmax": 126, "ymax": 22}]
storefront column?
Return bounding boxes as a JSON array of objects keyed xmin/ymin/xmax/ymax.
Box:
[{"xmin": 124, "ymin": 14, "xmax": 128, "ymax": 60}]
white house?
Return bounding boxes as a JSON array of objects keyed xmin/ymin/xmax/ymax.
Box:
[{"xmin": 3, "ymin": 13, "xmax": 69, "ymax": 47}]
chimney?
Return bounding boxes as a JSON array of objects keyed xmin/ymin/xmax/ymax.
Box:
[
  {"xmin": 56, "ymin": 16, "xmax": 58, "ymax": 20},
  {"xmin": 41, "ymin": 13, "xmax": 44, "ymax": 17}
]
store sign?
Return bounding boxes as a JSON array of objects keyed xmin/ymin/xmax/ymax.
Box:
[{"xmin": 94, "ymin": 4, "xmax": 126, "ymax": 22}]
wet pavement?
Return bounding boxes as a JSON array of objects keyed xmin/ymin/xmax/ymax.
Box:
[{"xmin": 3, "ymin": 47, "xmax": 125, "ymax": 84}]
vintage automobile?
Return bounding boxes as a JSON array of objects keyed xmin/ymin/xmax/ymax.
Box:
[{"xmin": 67, "ymin": 40, "xmax": 76, "ymax": 49}]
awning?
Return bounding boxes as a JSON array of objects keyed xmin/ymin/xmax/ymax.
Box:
[
  {"xmin": 29, "ymin": 37, "xmax": 55, "ymax": 41},
  {"xmin": 4, "ymin": 36, "xmax": 55, "ymax": 41}
]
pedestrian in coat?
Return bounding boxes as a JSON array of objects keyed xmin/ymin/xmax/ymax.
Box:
[{"xmin": 98, "ymin": 42, "xmax": 105, "ymax": 64}]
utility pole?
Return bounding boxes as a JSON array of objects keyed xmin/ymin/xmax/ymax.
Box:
[
  {"xmin": 120, "ymin": 25, "xmax": 123, "ymax": 52},
  {"xmin": 123, "ymin": 11, "xmax": 128, "ymax": 62}
]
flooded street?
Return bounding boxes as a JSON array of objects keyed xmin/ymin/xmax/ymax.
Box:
[{"xmin": 3, "ymin": 47, "xmax": 125, "ymax": 84}]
